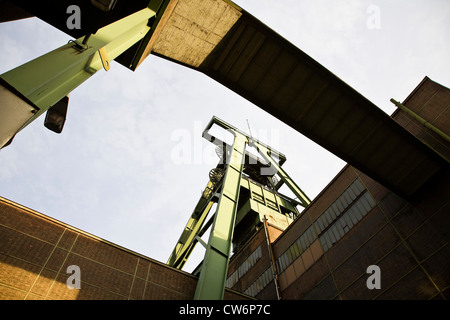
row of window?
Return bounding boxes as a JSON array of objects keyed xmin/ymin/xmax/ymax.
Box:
[
  {"xmin": 226, "ymin": 246, "xmax": 262, "ymax": 288},
  {"xmin": 276, "ymin": 225, "xmax": 316, "ymax": 273},
  {"xmin": 320, "ymin": 191, "xmax": 376, "ymax": 251},
  {"xmin": 251, "ymin": 191, "xmax": 280, "ymax": 212},
  {"xmin": 230, "ymin": 178, "xmax": 377, "ymax": 297},
  {"xmin": 244, "ymin": 266, "xmax": 274, "ymax": 297},
  {"xmin": 276, "ymin": 179, "xmax": 376, "ymax": 274},
  {"xmin": 314, "ymin": 178, "xmax": 366, "ymax": 234}
]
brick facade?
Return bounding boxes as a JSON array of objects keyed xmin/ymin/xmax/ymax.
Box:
[
  {"xmin": 1, "ymin": 77, "xmax": 448, "ymax": 300},
  {"xmin": 0, "ymin": 197, "xmax": 248, "ymax": 300},
  {"xmin": 226, "ymin": 77, "xmax": 449, "ymax": 300}
]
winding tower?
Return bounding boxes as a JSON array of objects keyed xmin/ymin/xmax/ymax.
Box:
[{"xmin": 167, "ymin": 116, "xmax": 310, "ymax": 300}]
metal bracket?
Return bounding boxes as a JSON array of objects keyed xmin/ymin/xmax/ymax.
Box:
[
  {"xmin": 195, "ymin": 235, "xmax": 207, "ymax": 249},
  {"xmin": 70, "ymin": 39, "xmax": 89, "ymax": 52},
  {"xmin": 98, "ymin": 47, "xmax": 111, "ymax": 71}
]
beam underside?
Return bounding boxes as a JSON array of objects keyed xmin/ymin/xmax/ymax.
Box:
[{"xmin": 150, "ymin": 5, "xmax": 447, "ymax": 198}]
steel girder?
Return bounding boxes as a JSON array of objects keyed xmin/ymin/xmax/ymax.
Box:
[
  {"xmin": 0, "ymin": 7, "xmax": 156, "ymax": 148},
  {"xmin": 169, "ymin": 116, "xmax": 310, "ymax": 300}
]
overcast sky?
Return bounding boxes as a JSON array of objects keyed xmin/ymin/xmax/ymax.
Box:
[{"xmin": 1, "ymin": 0, "xmax": 449, "ymax": 272}]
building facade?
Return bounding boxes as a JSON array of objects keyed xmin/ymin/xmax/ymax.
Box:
[
  {"xmin": 226, "ymin": 76, "xmax": 449, "ymax": 300},
  {"xmin": 0, "ymin": 196, "xmax": 248, "ymax": 300},
  {"xmin": 1, "ymin": 77, "xmax": 448, "ymax": 300}
]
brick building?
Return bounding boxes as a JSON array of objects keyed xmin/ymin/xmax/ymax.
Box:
[
  {"xmin": 226, "ymin": 76, "xmax": 449, "ymax": 300},
  {"xmin": 1, "ymin": 77, "xmax": 448, "ymax": 300},
  {"xmin": 0, "ymin": 196, "xmax": 248, "ymax": 300}
]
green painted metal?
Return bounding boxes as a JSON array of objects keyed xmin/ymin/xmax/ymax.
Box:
[
  {"xmin": 169, "ymin": 116, "xmax": 309, "ymax": 299},
  {"xmin": 390, "ymin": 98, "xmax": 450, "ymax": 143},
  {"xmin": 239, "ymin": 177, "xmax": 299, "ymax": 214},
  {"xmin": 169, "ymin": 199, "xmax": 215, "ymax": 270},
  {"xmin": 203, "ymin": 116, "xmax": 310, "ymax": 207},
  {"xmin": 252, "ymin": 141, "xmax": 311, "ymax": 208},
  {"xmin": 175, "ymin": 116, "xmax": 310, "ymax": 300},
  {"xmin": 203, "ymin": 116, "xmax": 288, "ymax": 166},
  {"xmin": 167, "ymin": 179, "xmax": 220, "ymax": 270},
  {"xmin": 194, "ymin": 129, "xmax": 248, "ymax": 300},
  {"xmin": 0, "ymin": 7, "xmax": 156, "ymax": 137}
]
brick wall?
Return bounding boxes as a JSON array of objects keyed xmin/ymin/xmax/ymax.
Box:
[
  {"xmin": 0, "ymin": 197, "xmax": 248, "ymax": 300},
  {"xmin": 272, "ymin": 77, "xmax": 449, "ymax": 300},
  {"xmin": 226, "ymin": 223, "xmax": 283, "ymax": 299},
  {"xmin": 275, "ymin": 163, "xmax": 449, "ymax": 300},
  {"xmin": 393, "ymin": 76, "xmax": 450, "ymax": 161}
]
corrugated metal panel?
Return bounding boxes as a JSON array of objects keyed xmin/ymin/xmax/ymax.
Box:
[
  {"xmin": 347, "ymin": 207, "xmax": 359, "ymax": 225},
  {"xmin": 285, "ymin": 178, "xmax": 378, "ymax": 255},
  {"xmin": 354, "ymin": 178, "xmax": 365, "ymax": 193},
  {"xmin": 306, "ymin": 226, "xmax": 316, "ymax": 245},
  {"xmin": 316, "ymin": 217, "xmax": 325, "ymax": 233},
  {"xmin": 299, "ymin": 233, "xmax": 308, "ymax": 253}
]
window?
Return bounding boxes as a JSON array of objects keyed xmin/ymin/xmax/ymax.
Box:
[
  {"xmin": 226, "ymin": 246, "xmax": 262, "ymax": 288},
  {"xmin": 319, "ymin": 191, "xmax": 376, "ymax": 251},
  {"xmin": 276, "ymin": 179, "xmax": 376, "ymax": 273},
  {"xmin": 276, "ymin": 225, "xmax": 317, "ymax": 273},
  {"xmin": 244, "ymin": 266, "xmax": 274, "ymax": 297}
]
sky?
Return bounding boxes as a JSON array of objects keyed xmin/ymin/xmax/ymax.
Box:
[{"xmin": 1, "ymin": 0, "xmax": 449, "ymax": 272}]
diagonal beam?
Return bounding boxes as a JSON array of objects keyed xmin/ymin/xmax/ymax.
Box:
[
  {"xmin": 253, "ymin": 141, "xmax": 311, "ymax": 208},
  {"xmin": 167, "ymin": 179, "xmax": 219, "ymax": 270},
  {"xmin": 0, "ymin": 8, "xmax": 156, "ymax": 148}
]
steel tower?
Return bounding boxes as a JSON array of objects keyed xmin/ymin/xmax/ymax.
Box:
[{"xmin": 167, "ymin": 116, "xmax": 310, "ymax": 300}]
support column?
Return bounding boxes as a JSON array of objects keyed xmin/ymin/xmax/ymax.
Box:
[{"xmin": 194, "ymin": 132, "xmax": 247, "ymax": 300}]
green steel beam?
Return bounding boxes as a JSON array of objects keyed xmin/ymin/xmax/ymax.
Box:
[
  {"xmin": 169, "ymin": 116, "xmax": 308, "ymax": 299},
  {"xmin": 170, "ymin": 200, "xmax": 215, "ymax": 270},
  {"xmin": 203, "ymin": 116, "xmax": 310, "ymax": 208},
  {"xmin": 253, "ymin": 141, "xmax": 311, "ymax": 208},
  {"xmin": 390, "ymin": 98, "xmax": 450, "ymax": 143},
  {"xmin": 167, "ymin": 179, "xmax": 217, "ymax": 270},
  {"xmin": 168, "ymin": 163, "xmax": 229, "ymax": 270},
  {"xmin": 194, "ymin": 129, "xmax": 248, "ymax": 300},
  {"xmin": 202, "ymin": 116, "xmax": 287, "ymax": 166},
  {"xmin": 0, "ymin": 7, "xmax": 156, "ymax": 148}
]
